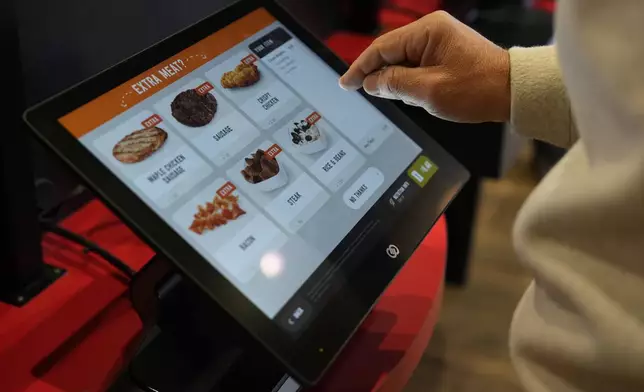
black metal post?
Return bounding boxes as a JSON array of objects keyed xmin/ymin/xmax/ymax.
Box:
[{"xmin": 0, "ymin": 0, "xmax": 63, "ymax": 306}]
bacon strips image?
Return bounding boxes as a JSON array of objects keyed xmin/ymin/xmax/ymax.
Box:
[{"xmin": 189, "ymin": 194, "xmax": 246, "ymax": 235}]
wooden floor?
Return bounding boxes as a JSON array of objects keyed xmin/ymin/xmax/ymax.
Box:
[{"xmin": 405, "ymin": 152, "xmax": 539, "ymax": 392}]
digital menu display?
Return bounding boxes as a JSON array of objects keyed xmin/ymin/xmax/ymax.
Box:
[{"xmin": 58, "ymin": 9, "xmax": 437, "ymax": 334}]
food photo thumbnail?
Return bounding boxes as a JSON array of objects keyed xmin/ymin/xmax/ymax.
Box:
[
  {"xmin": 241, "ymin": 148, "xmax": 288, "ymax": 192},
  {"xmin": 112, "ymin": 127, "xmax": 168, "ymax": 164},
  {"xmin": 171, "ymin": 88, "xmax": 218, "ymax": 127},
  {"xmin": 289, "ymin": 118, "xmax": 327, "ymax": 154},
  {"xmin": 189, "ymin": 192, "xmax": 247, "ymax": 235},
  {"xmin": 221, "ymin": 62, "xmax": 261, "ymax": 89}
]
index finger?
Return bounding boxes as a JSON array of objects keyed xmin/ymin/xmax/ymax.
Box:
[{"xmin": 339, "ymin": 22, "xmax": 421, "ymax": 90}]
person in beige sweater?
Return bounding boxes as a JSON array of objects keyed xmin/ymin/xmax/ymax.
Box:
[{"xmin": 340, "ymin": 2, "xmax": 644, "ymax": 391}]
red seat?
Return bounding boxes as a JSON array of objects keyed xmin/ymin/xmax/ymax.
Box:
[
  {"xmin": 534, "ymin": 0, "xmax": 556, "ymax": 13},
  {"xmin": 388, "ymin": 0, "xmax": 440, "ymax": 16}
]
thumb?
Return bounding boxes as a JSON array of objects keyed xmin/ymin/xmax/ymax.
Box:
[{"xmin": 362, "ymin": 66, "xmax": 433, "ymax": 102}]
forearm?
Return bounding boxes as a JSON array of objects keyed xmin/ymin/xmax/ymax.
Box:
[{"xmin": 509, "ymin": 46, "xmax": 578, "ymax": 148}]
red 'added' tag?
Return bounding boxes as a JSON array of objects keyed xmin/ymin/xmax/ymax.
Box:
[
  {"xmin": 265, "ymin": 144, "xmax": 283, "ymax": 160},
  {"xmin": 195, "ymin": 82, "xmax": 214, "ymax": 96},
  {"xmin": 242, "ymin": 54, "xmax": 258, "ymax": 65},
  {"xmin": 142, "ymin": 114, "xmax": 162, "ymax": 128},
  {"xmin": 217, "ymin": 181, "xmax": 236, "ymax": 198},
  {"xmin": 306, "ymin": 112, "xmax": 321, "ymax": 125}
]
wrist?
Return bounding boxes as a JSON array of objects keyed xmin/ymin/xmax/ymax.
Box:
[{"xmin": 490, "ymin": 48, "xmax": 511, "ymax": 123}]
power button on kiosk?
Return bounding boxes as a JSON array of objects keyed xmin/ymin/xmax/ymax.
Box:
[{"xmin": 386, "ymin": 244, "xmax": 400, "ymax": 259}]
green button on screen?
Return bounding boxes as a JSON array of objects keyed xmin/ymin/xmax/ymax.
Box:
[{"xmin": 407, "ymin": 155, "xmax": 438, "ymax": 188}]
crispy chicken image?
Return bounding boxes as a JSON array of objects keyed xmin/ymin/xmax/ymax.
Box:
[{"xmin": 220, "ymin": 63, "xmax": 261, "ymax": 89}]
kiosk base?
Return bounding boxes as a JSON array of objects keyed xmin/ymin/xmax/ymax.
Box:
[
  {"xmin": 0, "ymin": 264, "xmax": 66, "ymax": 307},
  {"xmin": 119, "ymin": 256, "xmax": 300, "ymax": 392}
]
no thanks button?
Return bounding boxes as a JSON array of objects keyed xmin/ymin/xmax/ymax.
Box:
[{"xmin": 343, "ymin": 167, "xmax": 384, "ymax": 209}]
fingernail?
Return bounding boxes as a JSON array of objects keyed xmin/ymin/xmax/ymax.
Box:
[
  {"xmin": 363, "ymin": 86, "xmax": 381, "ymax": 97},
  {"xmin": 362, "ymin": 76, "xmax": 380, "ymax": 96},
  {"xmin": 339, "ymin": 75, "xmax": 360, "ymax": 91}
]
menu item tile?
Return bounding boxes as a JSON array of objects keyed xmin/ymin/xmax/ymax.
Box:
[
  {"xmin": 274, "ymin": 109, "xmax": 366, "ymax": 192},
  {"xmin": 155, "ymin": 78, "xmax": 260, "ymax": 166},
  {"xmin": 343, "ymin": 167, "xmax": 385, "ymax": 210},
  {"xmin": 227, "ymin": 140, "xmax": 330, "ymax": 233},
  {"xmin": 93, "ymin": 110, "xmax": 212, "ymax": 208},
  {"xmin": 206, "ymin": 51, "xmax": 301, "ymax": 130},
  {"xmin": 170, "ymin": 87, "xmax": 218, "ymax": 127},
  {"xmin": 173, "ymin": 178, "xmax": 287, "ymax": 283},
  {"xmin": 112, "ymin": 127, "xmax": 168, "ymax": 164}
]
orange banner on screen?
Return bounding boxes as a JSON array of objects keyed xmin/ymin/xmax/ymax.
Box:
[{"xmin": 59, "ymin": 8, "xmax": 275, "ymax": 138}]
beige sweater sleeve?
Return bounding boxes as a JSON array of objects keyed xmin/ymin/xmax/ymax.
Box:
[
  {"xmin": 509, "ymin": 46, "xmax": 577, "ymax": 148},
  {"xmin": 508, "ymin": 2, "xmax": 644, "ymax": 392}
]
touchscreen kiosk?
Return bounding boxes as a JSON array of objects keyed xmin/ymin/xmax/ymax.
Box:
[{"xmin": 25, "ymin": 0, "xmax": 468, "ymax": 385}]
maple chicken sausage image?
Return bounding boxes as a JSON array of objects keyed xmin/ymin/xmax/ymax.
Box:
[
  {"xmin": 112, "ymin": 127, "xmax": 168, "ymax": 164},
  {"xmin": 241, "ymin": 149, "xmax": 288, "ymax": 192},
  {"xmin": 221, "ymin": 63, "xmax": 261, "ymax": 89},
  {"xmin": 189, "ymin": 193, "xmax": 246, "ymax": 235}
]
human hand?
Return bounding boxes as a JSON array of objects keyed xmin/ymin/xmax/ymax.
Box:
[{"xmin": 339, "ymin": 11, "xmax": 510, "ymax": 123}]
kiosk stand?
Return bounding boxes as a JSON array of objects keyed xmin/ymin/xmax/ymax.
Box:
[{"xmin": 123, "ymin": 256, "xmax": 299, "ymax": 392}]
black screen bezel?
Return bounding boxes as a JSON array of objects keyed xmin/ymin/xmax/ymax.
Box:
[{"xmin": 24, "ymin": 0, "xmax": 468, "ymax": 385}]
